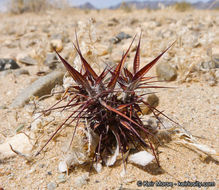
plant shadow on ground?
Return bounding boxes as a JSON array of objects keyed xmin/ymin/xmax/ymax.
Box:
[
  {"xmin": 203, "ymin": 156, "xmax": 219, "ymax": 165},
  {"xmin": 133, "ymin": 162, "xmax": 165, "ymax": 175},
  {"xmin": 183, "ymin": 146, "xmax": 219, "ymax": 165},
  {"xmin": 66, "ymin": 154, "xmax": 165, "ymax": 175}
]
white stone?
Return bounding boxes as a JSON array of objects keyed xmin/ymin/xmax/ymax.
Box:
[
  {"xmin": 0, "ymin": 133, "xmax": 33, "ymax": 159},
  {"xmin": 58, "ymin": 161, "xmax": 68, "ymax": 173},
  {"xmin": 74, "ymin": 172, "xmax": 89, "ymax": 187},
  {"xmin": 128, "ymin": 151, "xmax": 154, "ymax": 166},
  {"xmin": 93, "ymin": 162, "xmax": 102, "ymax": 173}
]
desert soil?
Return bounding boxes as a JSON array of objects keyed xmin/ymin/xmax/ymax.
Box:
[{"xmin": 0, "ymin": 9, "xmax": 218, "ymax": 190}]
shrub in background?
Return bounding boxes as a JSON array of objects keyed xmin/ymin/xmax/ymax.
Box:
[
  {"xmin": 9, "ymin": 0, "xmax": 69, "ymax": 14},
  {"xmin": 174, "ymin": 1, "xmax": 192, "ymax": 12}
]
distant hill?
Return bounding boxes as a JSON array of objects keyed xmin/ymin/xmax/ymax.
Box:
[
  {"xmin": 109, "ymin": 0, "xmax": 176, "ymax": 9},
  {"xmin": 193, "ymin": 0, "xmax": 219, "ymax": 9},
  {"xmin": 1, "ymin": 0, "xmax": 218, "ymax": 12},
  {"xmin": 77, "ymin": 2, "xmax": 96, "ymax": 10},
  {"xmin": 108, "ymin": 0, "xmax": 219, "ymax": 10}
]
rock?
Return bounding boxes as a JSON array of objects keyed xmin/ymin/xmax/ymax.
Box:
[
  {"xmin": 58, "ymin": 161, "xmax": 68, "ymax": 173},
  {"xmin": 156, "ymin": 62, "xmax": 177, "ymax": 81},
  {"xmin": 4, "ymin": 40, "xmax": 18, "ymax": 48},
  {"xmin": 0, "ymin": 70, "xmax": 12, "ymax": 77},
  {"xmin": 130, "ymin": 18, "xmax": 139, "ymax": 25},
  {"xmin": 212, "ymin": 54, "xmax": 219, "ymax": 68},
  {"xmin": 123, "ymin": 178, "xmax": 135, "ymax": 184},
  {"xmin": 44, "ymin": 53, "xmax": 59, "ymax": 70},
  {"xmin": 11, "ymin": 71, "xmax": 65, "ymax": 108},
  {"xmin": 0, "ymin": 133, "xmax": 33, "ymax": 159},
  {"xmin": 158, "ymin": 29, "xmax": 174, "ymax": 39},
  {"xmin": 215, "ymin": 70, "xmax": 219, "ymax": 81},
  {"xmin": 47, "ymin": 182, "xmax": 57, "ymax": 190},
  {"xmin": 15, "ymin": 124, "xmax": 25, "ymax": 133},
  {"xmin": 128, "ymin": 151, "xmax": 154, "ymax": 166},
  {"xmin": 57, "ymin": 174, "xmax": 66, "ymax": 183},
  {"xmin": 18, "ymin": 56, "xmax": 37, "ymax": 66},
  {"xmin": 50, "ymin": 39, "xmax": 63, "ymax": 52},
  {"xmin": 110, "ymin": 32, "xmax": 132, "ymax": 44},
  {"xmin": 117, "ymin": 31, "xmax": 132, "ymax": 40},
  {"xmin": 142, "ymin": 115, "xmax": 159, "ymax": 129},
  {"xmin": 200, "ymin": 61, "xmax": 215, "ymax": 70},
  {"xmin": 205, "ymin": 74, "xmax": 216, "ymax": 86},
  {"xmin": 29, "ymin": 26, "xmax": 36, "ymax": 32},
  {"xmin": 74, "ymin": 173, "xmax": 89, "ymax": 188},
  {"xmin": 0, "ymin": 59, "xmax": 20, "ymax": 71},
  {"xmin": 14, "ymin": 69, "xmax": 29, "ymax": 76},
  {"xmin": 93, "ymin": 162, "xmax": 102, "ymax": 173},
  {"xmin": 108, "ymin": 18, "xmax": 119, "ymax": 26},
  {"xmin": 0, "ymin": 105, "xmax": 7, "ymax": 109},
  {"xmin": 138, "ymin": 89, "xmax": 159, "ymax": 115}
]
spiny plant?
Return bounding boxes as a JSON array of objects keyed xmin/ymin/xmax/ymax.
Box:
[{"xmin": 35, "ymin": 33, "xmax": 176, "ymax": 168}]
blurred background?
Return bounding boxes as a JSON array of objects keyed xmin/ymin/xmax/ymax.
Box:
[{"xmin": 0, "ymin": 0, "xmax": 218, "ymax": 13}]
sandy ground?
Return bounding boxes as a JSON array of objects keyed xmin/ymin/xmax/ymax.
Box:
[{"xmin": 0, "ymin": 9, "xmax": 218, "ymax": 189}]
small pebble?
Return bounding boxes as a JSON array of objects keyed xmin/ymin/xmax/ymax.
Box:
[
  {"xmin": 212, "ymin": 54, "xmax": 219, "ymax": 68},
  {"xmin": 200, "ymin": 61, "xmax": 215, "ymax": 70},
  {"xmin": 11, "ymin": 71, "xmax": 65, "ymax": 108},
  {"xmin": 14, "ymin": 69, "xmax": 29, "ymax": 76},
  {"xmin": 18, "ymin": 56, "xmax": 37, "ymax": 66},
  {"xmin": 123, "ymin": 178, "xmax": 135, "ymax": 184},
  {"xmin": 57, "ymin": 174, "xmax": 66, "ymax": 183},
  {"xmin": 0, "ymin": 59, "xmax": 20, "ymax": 71},
  {"xmin": 215, "ymin": 105, "xmax": 219, "ymax": 112},
  {"xmin": 47, "ymin": 182, "xmax": 57, "ymax": 190},
  {"xmin": 47, "ymin": 171, "xmax": 52, "ymax": 175},
  {"xmin": 156, "ymin": 62, "xmax": 177, "ymax": 81},
  {"xmin": 44, "ymin": 53, "xmax": 59, "ymax": 70},
  {"xmin": 39, "ymin": 164, "xmax": 45, "ymax": 168},
  {"xmin": 110, "ymin": 32, "xmax": 131, "ymax": 44},
  {"xmin": 138, "ymin": 89, "xmax": 159, "ymax": 115},
  {"xmin": 191, "ymin": 175, "xmax": 197, "ymax": 181},
  {"xmin": 0, "ymin": 105, "xmax": 7, "ymax": 109},
  {"xmin": 8, "ymin": 173, "xmax": 14, "ymax": 180},
  {"xmin": 0, "ymin": 70, "xmax": 12, "ymax": 77},
  {"xmin": 74, "ymin": 172, "xmax": 89, "ymax": 188},
  {"xmin": 215, "ymin": 70, "xmax": 219, "ymax": 81},
  {"xmin": 0, "ymin": 133, "xmax": 33, "ymax": 159},
  {"xmin": 108, "ymin": 18, "xmax": 119, "ymax": 26},
  {"xmin": 15, "ymin": 124, "xmax": 25, "ymax": 133}
]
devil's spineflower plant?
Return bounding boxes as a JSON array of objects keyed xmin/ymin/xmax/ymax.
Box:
[{"xmin": 36, "ymin": 34, "xmax": 175, "ymax": 168}]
